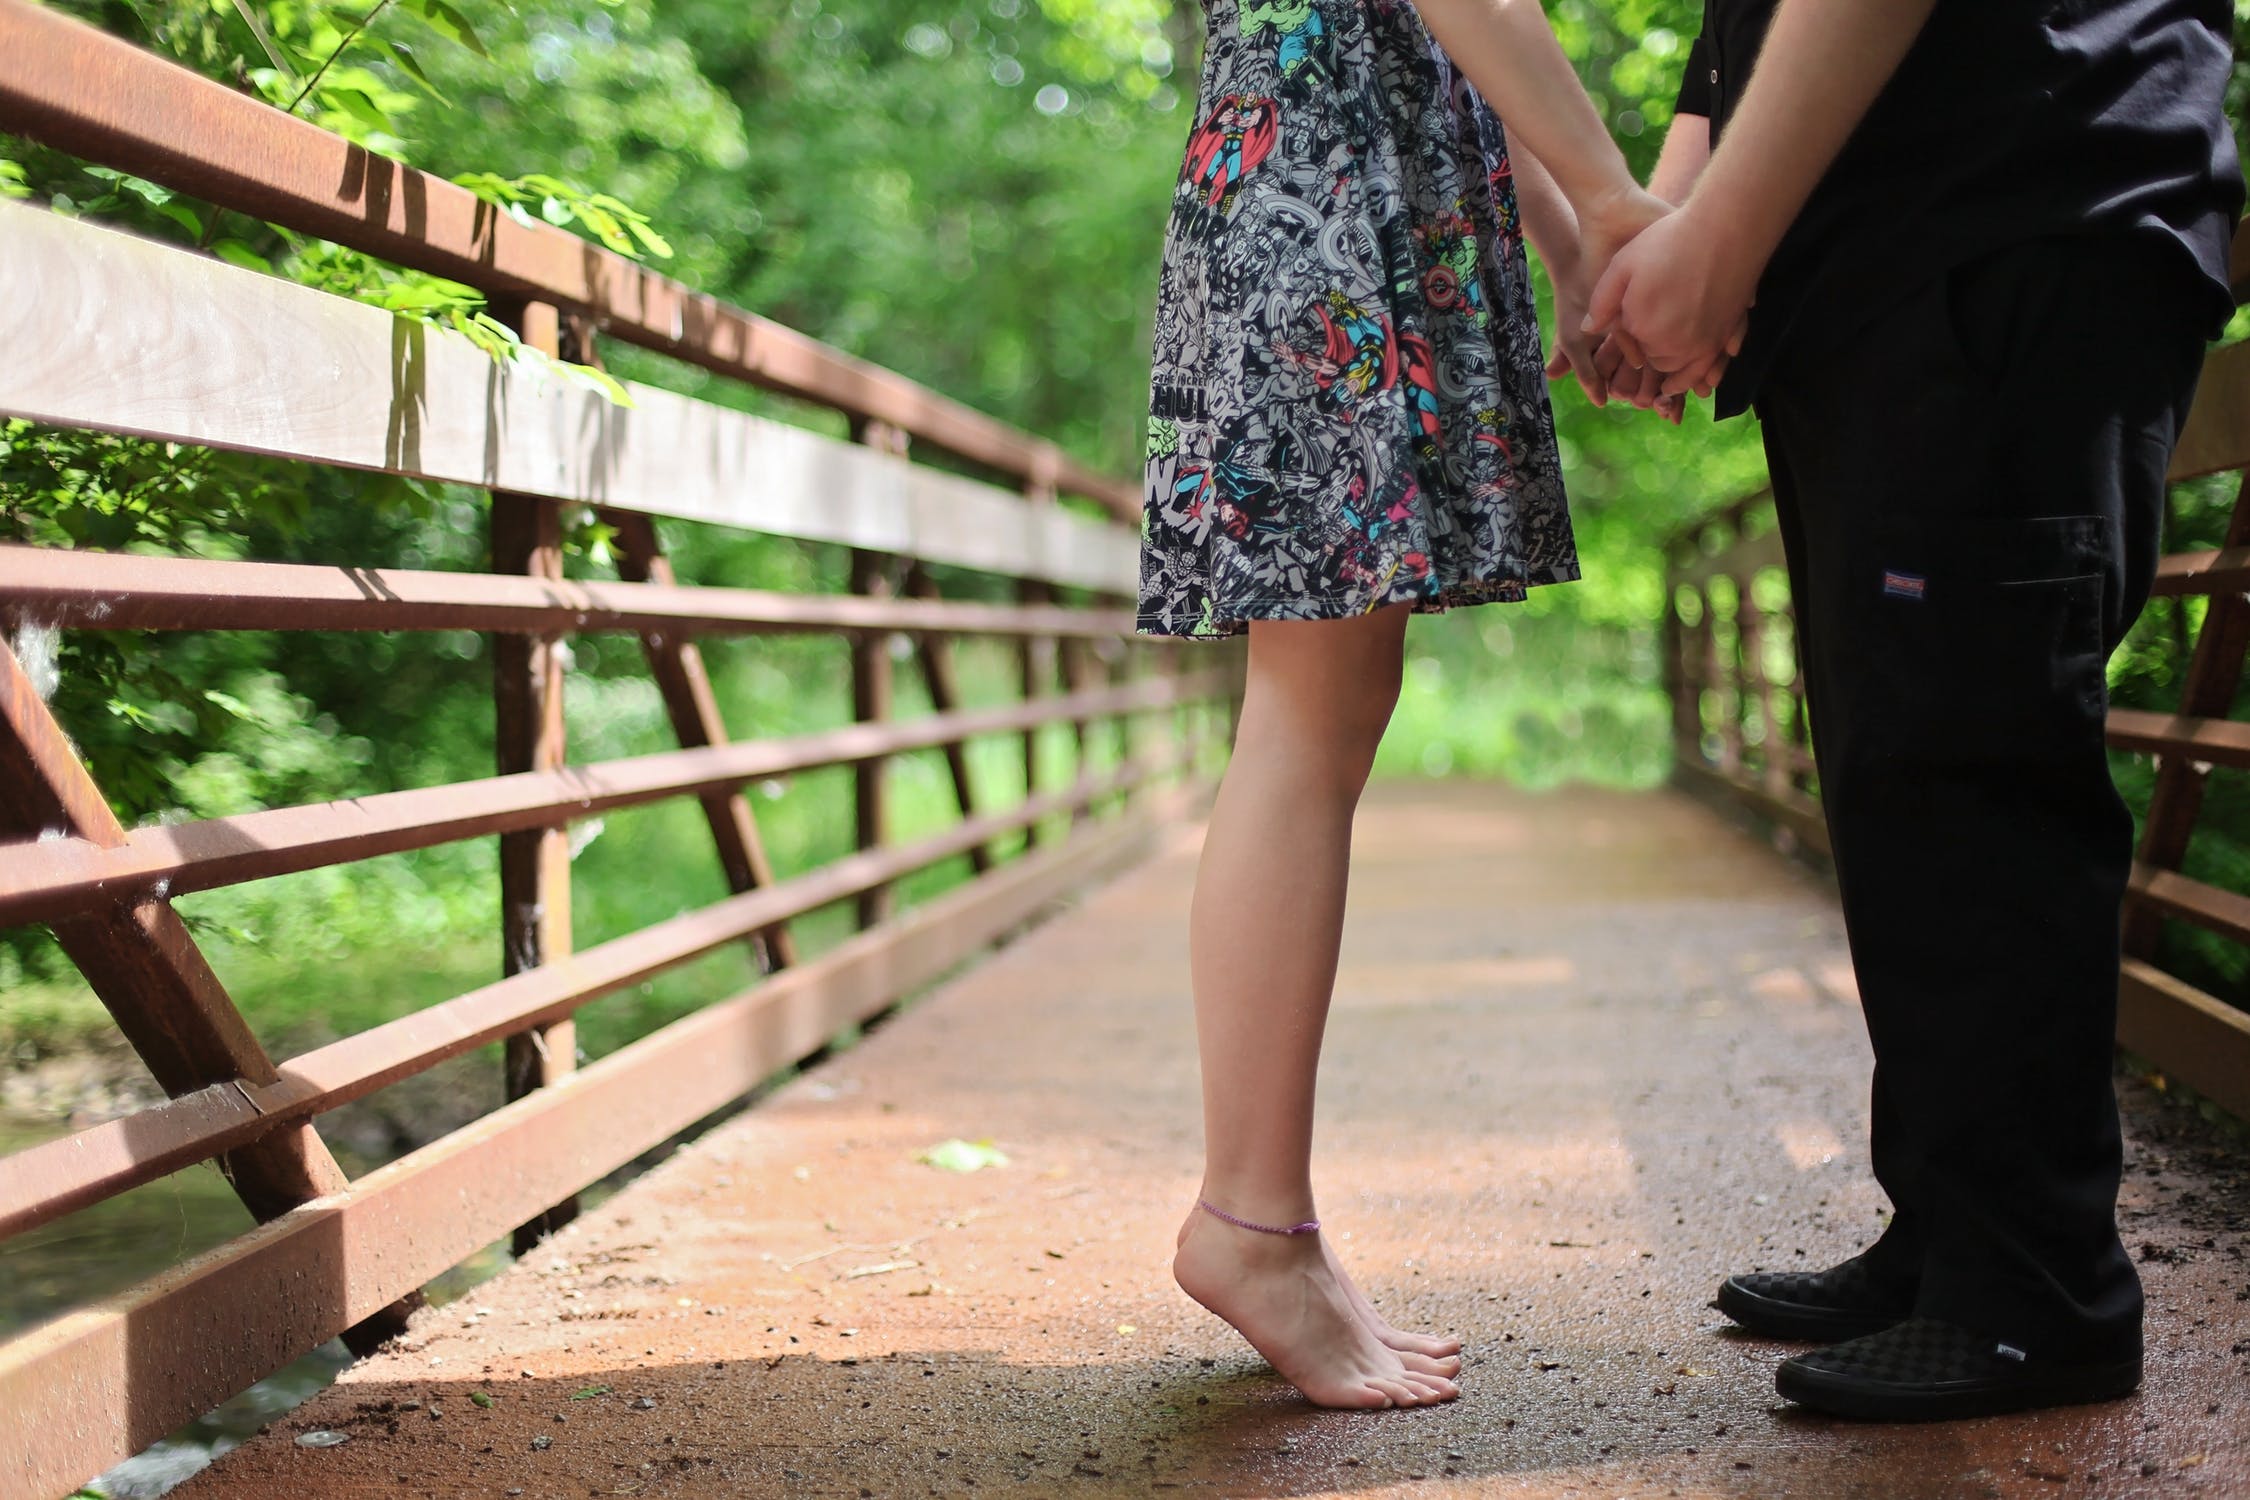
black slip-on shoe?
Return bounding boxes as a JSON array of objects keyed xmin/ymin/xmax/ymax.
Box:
[
  {"xmin": 1714, "ymin": 1255, "xmax": 1917, "ymax": 1342},
  {"xmin": 1775, "ymin": 1318, "xmax": 2142, "ymax": 1422}
]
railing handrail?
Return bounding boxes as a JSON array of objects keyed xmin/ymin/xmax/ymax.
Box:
[{"xmin": 0, "ymin": 0, "xmax": 1136, "ymax": 520}]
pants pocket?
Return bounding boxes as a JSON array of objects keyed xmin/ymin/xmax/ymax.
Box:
[{"xmin": 1855, "ymin": 515, "xmax": 2108, "ymax": 764}]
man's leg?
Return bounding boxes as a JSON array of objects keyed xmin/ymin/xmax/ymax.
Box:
[{"xmin": 1746, "ymin": 234, "xmax": 2207, "ymax": 1407}]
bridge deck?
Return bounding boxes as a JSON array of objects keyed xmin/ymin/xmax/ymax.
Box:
[{"xmin": 182, "ymin": 783, "xmax": 2248, "ymax": 1500}]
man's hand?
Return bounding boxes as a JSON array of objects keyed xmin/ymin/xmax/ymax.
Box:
[{"xmin": 1584, "ymin": 205, "xmax": 1755, "ymax": 392}]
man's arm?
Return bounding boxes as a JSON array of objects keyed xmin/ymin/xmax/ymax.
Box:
[
  {"xmin": 1599, "ymin": 111, "xmax": 1713, "ymax": 417},
  {"xmin": 1588, "ymin": 0, "xmax": 1942, "ymax": 386}
]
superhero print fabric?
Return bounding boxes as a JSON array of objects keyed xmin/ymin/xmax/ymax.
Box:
[{"xmin": 1140, "ymin": 0, "xmax": 1578, "ymax": 638}]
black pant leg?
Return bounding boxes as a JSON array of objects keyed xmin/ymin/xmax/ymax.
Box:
[
  {"xmin": 1762, "ymin": 430, "xmax": 1933, "ymax": 1291},
  {"xmin": 1753, "ymin": 233, "xmax": 2207, "ymax": 1360}
]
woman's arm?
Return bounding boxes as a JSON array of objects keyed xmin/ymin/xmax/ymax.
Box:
[
  {"xmin": 1410, "ymin": 0, "xmax": 1664, "ymax": 262},
  {"xmin": 1511, "ymin": 146, "xmax": 1610, "ymax": 405},
  {"xmin": 1647, "ymin": 112, "xmax": 1712, "ymax": 207}
]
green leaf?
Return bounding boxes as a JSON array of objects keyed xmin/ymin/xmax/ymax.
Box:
[
  {"xmin": 623, "ymin": 217, "xmax": 673, "ymax": 260},
  {"xmin": 210, "ymin": 240, "xmax": 274, "ymax": 274},
  {"xmin": 0, "ymin": 160, "xmax": 32, "ymax": 201},
  {"xmin": 320, "ymin": 85, "xmax": 394, "ymax": 135},
  {"xmin": 468, "ymin": 1390, "xmax": 495, "ymax": 1409},
  {"xmin": 408, "ymin": 0, "xmax": 489, "ymax": 58},
  {"xmin": 916, "ymin": 1138, "xmax": 1009, "ymax": 1174},
  {"xmin": 555, "ymin": 360, "xmax": 635, "ymax": 409},
  {"xmin": 568, "ymin": 1385, "xmax": 610, "ymax": 1400},
  {"xmin": 383, "ymin": 40, "xmax": 450, "ymax": 103},
  {"xmin": 201, "ymin": 689, "xmax": 255, "ymax": 722},
  {"xmin": 152, "ymin": 200, "xmax": 206, "ymax": 238}
]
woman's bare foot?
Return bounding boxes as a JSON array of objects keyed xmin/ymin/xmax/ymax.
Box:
[
  {"xmin": 1172, "ymin": 1215, "xmax": 1463, "ymax": 1372},
  {"xmin": 1173, "ymin": 1210, "xmax": 1460, "ymax": 1409},
  {"xmin": 1323, "ymin": 1238, "xmax": 1464, "ymax": 1367}
]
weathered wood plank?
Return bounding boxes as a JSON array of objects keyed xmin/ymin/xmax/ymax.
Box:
[
  {"xmin": 2116, "ymin": 958, "xmax": 2250, "ymax": 1121},
  {"xmin": 0, "ymin": 202, "xmax": 1138, "ymax": 593},
  {"xmin": 0, "ymin": 542, "xmax": 1142, "ymax": 638},
  {"xmin": 2169, "ymin": 339, "xmax": 2250, "ymax": 484}
]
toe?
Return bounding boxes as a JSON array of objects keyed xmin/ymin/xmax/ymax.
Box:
[
  {"xmin": 1402, "ymin": 1371, "xmax": 1460, "ymax": 1403},
  {"xmin": 1368, "ymin": 1376, "xmax": 1421, "ymax": 1408},
  {"xmin": 1397, "ymin": 1350, "xmax": 1464, "ymax": 1378}
]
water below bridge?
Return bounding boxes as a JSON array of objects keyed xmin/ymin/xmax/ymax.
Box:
[{"xmin": 172, "ymin": 782, "xmax": 2248, "ymax": 1500}]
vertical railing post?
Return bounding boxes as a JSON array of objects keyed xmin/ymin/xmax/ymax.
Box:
[
  {"xmin": 1662, "ymin": 540, "xmax": 1700, "ymax": 770},
  {"xmin": 1739, "ymin": 590, "xmax": 1787, "ymax": 800},
  {"xmin": 851, "ymin": 419, "xmax": 906, "ymax": 927},
  {"xmin": 903, "ymin": 562, "xmax": 993, "ymax": 873},
  {"xmin": 1708, "ymin": 580, "xmax": 1743, "ymax": 779},
  {"xmin": 1058, "ymin": 627, "xmax": 1095, "ymax": 817},
  {"xmin": 1020, "ymin": 458, "xmax": 1062, "ymax": 841},
  {"xmin": 491, "ymin": 299, "xmax": 577, "ymax": 1252}
]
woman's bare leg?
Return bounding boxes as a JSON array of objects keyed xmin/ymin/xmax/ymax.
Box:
[{"xmin": 1170, "ymin": 606, "xmax": 1461, "ymax": 1408}]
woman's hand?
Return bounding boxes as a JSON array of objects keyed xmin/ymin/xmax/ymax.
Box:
[
  {"xmin": 1542, "ymin": 245, "xmax": 1610, "ymax": 406},
  {"xmin": 1576, "ymin": 184, "xmax": 1674, "ymax": 289}
]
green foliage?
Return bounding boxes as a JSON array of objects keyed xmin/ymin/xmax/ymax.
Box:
[{"xmin": 452, "ymin": 171, "xmax": 673, "ymax": 260}]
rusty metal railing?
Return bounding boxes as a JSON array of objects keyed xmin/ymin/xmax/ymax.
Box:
[
  {"xmin": 1663, "ymin": 231, "xmax": 2250, "ymax": 1128},
  {"xmin": 0, "ymin": 6, "xmax": 1231, "ymax": 1495}
]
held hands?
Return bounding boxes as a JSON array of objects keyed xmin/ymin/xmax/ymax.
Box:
[
  {"xmin": 1582, "ymin": 202, "xmax": 1756, "ymax": 408},
  {"xmin": 1539, "ymin": 183, "xmax": 1671, "ymax": 409}
]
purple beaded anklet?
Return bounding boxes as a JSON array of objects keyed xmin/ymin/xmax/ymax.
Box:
[{"xmin": 1197, "ymin": 1198, "xmax": 1320, "ymax": 1236}]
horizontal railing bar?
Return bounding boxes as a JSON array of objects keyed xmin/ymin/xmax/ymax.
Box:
[
  {"xmin": 0, "ymin": 0, "xmax": 1135, "ymax": 520},
  {"xmin": 2126, "ymin": 862, "xmax": 2250, "ymax": 945},
  {"xmin": 0, "ymin": 202, "xmax": 1137, "ymax": 595},
  {"xmin": 2105, "ymin": 708, "xmax": 2250, "ymax": 767},
  {"xmin": 0, "ymin": 544, "xmax": 1136, "ymax": 638},
  {"xmin": 0, "ymin": 672, "xmax": 1227, "ymax": 927},
  {"xmin": 0, "ymin": 749, "xmax": 1190, "ymax": 1239},
  {"xmin": 0, "ymin": 792, "xmax": 1180, "ymax": 1500},
  {"xmin": 2116, "ymin": 957, "xmax": 2250, "ymax": 1121},
  {"xmin": 2150, "ymin": 546, "xmax": 2250, "ymax": 597}
]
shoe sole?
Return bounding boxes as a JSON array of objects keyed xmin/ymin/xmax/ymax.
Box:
[
  {"xmin": 1714, "ymin": 1278, "xmax": 1909, "ymax": 1343},
  {"xmin": 1775, "ymin": 1355, "xmax": 2142, "ymax": 1422}
]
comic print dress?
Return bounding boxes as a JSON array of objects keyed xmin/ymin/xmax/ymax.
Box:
[{"xmin": 1139, "ymin": 0, "xmax": 1578, "ymax": 638}]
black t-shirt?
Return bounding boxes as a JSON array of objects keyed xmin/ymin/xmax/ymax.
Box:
[{"xmin": 1673, "ymin": 0, "xmax": 2242, "ymax": 417}]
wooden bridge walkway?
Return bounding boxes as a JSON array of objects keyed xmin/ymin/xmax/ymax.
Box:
[{"xmin": 175, "ymin": 783, "xmax": 2250, "ymax": 1500}]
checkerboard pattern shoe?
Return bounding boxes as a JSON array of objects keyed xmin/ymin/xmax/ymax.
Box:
[
  {"xmin": 1775, "ymin": 1318, "xmax": 2142, "ymax": 1421},
  {"xmin": 1714, "ymin": 1254, "xmax": 1917, "ymax": 1341}
]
